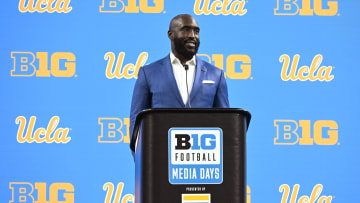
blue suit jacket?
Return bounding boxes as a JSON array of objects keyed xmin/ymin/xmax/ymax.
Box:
[{"xmin": 130, "ymin": 55, "xmax": 229, "ymax": 138}]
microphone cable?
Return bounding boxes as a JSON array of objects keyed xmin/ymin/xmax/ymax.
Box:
[{"xmin": 184, "ymin": 64, "xmax": 191, "ymax": 108}]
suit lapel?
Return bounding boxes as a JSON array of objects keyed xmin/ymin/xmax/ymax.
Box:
[
  {"xmin": 190, "ymin": 57, "xmax": 206, "ymax": 102},
  {"xmin": 162, "ymin": 55, "xmax": 184, "ymax": 106}
]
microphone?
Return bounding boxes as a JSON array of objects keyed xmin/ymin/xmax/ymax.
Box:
[{"xmin": 184, "ymin": 65, "xmax": 191, "ymax": 108}]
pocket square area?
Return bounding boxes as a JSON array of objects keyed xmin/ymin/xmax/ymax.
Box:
[{"xmin": 202, "ymin": 80, "xmax": 215, "ymax": 84}]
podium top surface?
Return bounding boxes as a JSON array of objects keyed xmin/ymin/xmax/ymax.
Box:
[
  {"xmin": 130, "ymin": 108, "xmax": 251, "ymax": 152},
  {"xmin": 137, "ymin": 108, "xmax": 251, "ymax": 119}
]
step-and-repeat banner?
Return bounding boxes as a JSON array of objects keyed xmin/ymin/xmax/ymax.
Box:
[{"xmin": 1, "ymin": 0, "xmax": 359, "ymax": 202}]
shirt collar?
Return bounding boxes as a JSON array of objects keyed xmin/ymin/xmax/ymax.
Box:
[{"xmin": 170, "ymin": 52, "xmax": 196, "ymax": 66}]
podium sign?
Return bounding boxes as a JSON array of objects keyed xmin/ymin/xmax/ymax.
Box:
[
  {"xmin": 169, "ymin": 127, "xmax": 223, "ymax": 184},
  {"xmin": 131, "ymin": 108, "xmax": 251, "ymax": 203}
]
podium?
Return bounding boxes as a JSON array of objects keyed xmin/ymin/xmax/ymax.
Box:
[{"xmin": 131, "ymin": 108, "xmax": 251, "ymax": 203}]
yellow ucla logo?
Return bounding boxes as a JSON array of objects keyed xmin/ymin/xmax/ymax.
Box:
[
  {"xmin": 16, "ymin": 116, "xmax": 71, "ymax": 144},
  {"xmin": 11, "ymin": 52, "xmax": 76, "ymax": 77},
  {"xmin": 274, "ymin": 120, "xmax": 338, "ymax": 145},
  {"xmin": 279, "ymin": 184, "xmax": 333, "ymax": 203},
  {"xmin": 98, "ymin": 118, "xmax": 130, "ymax": 143},
  {"xmin": 274, "ymin": 0, "xmax": 338, "ymax": 16},
  {"xmin": 100, "ymin": 0, "xmax": 164, "ymax": 13},
  {"xmin": 18, "ymin": 0, "xmax": 72, "ymax": 13},
  {"xmin": 194, "ymin": 0, "xmax": 247, "ymax": 16},
  {"xmin": 280, "ymin": 54, "xmax": 334, "ymax": 82},
  {"xmin": 103, "ymin": 182, "xmax": 134, "ymax": 203},
  {"xmin": 105, "ymin": 52, "xmax": 147, "ymax": 79},
  {"xmin": 198, "ymin": 54, "xmax": 251, "ymax": 79},
  {"xmin": 10, "ymin": 182, "xmax": 74, "ymax": 203}
]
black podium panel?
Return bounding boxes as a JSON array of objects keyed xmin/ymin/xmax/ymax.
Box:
[{"xmin": 132, "ymin": 108, "xmax": 251, "ymax": 203}]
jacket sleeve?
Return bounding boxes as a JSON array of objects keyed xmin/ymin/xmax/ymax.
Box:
[
  {"xmin": 213, "ymin": 70, "xmax": 230, "ymax": 108},
  {"xmin": 130, "ymin": 67, "xmax": 151, "ymax": 147}
]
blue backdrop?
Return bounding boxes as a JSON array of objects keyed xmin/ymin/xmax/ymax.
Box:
[{"xmin": 1, "ymin": 0, "xmax": 359, "ymax": 202}]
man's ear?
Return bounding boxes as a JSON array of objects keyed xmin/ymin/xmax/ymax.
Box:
[{"xmin": 168, "ymin": 30, "xmax": 173, "ymax": 40}]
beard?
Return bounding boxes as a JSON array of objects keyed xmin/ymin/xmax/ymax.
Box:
[{"xmin": 173, "ymin": 37, "xmax": 200, "ymax": 60}]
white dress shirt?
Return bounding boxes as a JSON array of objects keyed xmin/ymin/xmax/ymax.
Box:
[{"xmin": 170, "ymin": 52, "xmax": 196, "ymax": 105}]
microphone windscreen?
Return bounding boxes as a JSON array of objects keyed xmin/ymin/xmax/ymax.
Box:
[{"xmin": 184, "ymin": 65, "xmax": 189, "ymax": 70}]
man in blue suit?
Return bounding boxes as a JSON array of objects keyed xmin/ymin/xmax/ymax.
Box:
[{"xmin": 130, "ymin": 14, "xmax": 229, "ymax": 142}]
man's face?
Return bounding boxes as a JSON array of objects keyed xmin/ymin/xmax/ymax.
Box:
[{"xmin": 170, "ymin": 16, "xmax": 200, "ymax": 60}]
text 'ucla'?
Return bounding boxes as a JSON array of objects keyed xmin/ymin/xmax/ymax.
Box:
[{"xmin": 16, "ymin": 116, "xmax": 71, "ymax": 144}]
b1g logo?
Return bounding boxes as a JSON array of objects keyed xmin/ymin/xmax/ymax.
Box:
[
  {"xmin": 18, "ymin": 0, "xmax": 72, "ymax": 13},
  {"xmin": 100, "ymin": 0, "xmax": 164, "ymax": 13},
  {"xmin": 104, "ymin": 52, "xmax": 148, "ymax": 79},
  {"xmin": 98, "ymin": 118, "xmax": 130, "ymax": 143},
  {"xmin": 274, "ymin": 0, "xmax": 338, "ymax": 16},
  {"xmin": 194, "ymin": 0, "xmax": 247, "ymax": 16},
  {"xmin": 198, "ymin": 54, "xmax": 252, "ymax": 80},
  {"xmin": 11, "ymin": 52, "xmax": 76, "ymax": 77},
  {"xmin": 169, "ymin": 128, "xmax": 223, "ymax": 184},
  {"xmin": 9, "ymin": 182, "xmax": 74, "ymax": 203},
  {"xmin": 274, "ymin": 120, "xmax": 339, "ymax": 145}
]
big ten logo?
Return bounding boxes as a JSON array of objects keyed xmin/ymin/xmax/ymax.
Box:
[
  {"xmin": 104, "ymin": 52, "xmax": 148, "ymax": 79},
  {"xmin": 247, "ymin": 185, "xmax": 251, "ymax": 203},
  {"xmin": 274, "ymin": 120, "xmax": 339, "ymax": 145},
  {"xmin": 11, "ymin": 52, "xmax": 76, "ymax": 77},
  {"xmin": 279, "ymin": 184, "xmax": 333, "ymax": 203},
  {"xmin": 169, "ymin": 128, "xmax": 222, "ymax": 184},
  {"xmin": 197, "ymin": 54, "xmax": 252, "ymax": 79},
  {"xmin": 194, "ymin": 0, "xmax": 247, "ymax": 16},
  {"xmin": 18, "ymin": 0, "xmax": 72, "ymax": 13},
  {"xmin": 279, "ymin": 54, "xmax": 334, "ymax": 82},
  {"xmin": 15, "ymin": 116, "xmax": 71, "ymax": 144},
  {"xmin": 98, "ymin": 118, "xmax": 130, "ymax": 143},
  {"xmin": 99, "ymin": 0, "xmax": 164, "ymax": 13},
  {"xmin": 174, "ymin": 133, "xmax": 218, "ymax": 151},
  {"xmin": 9, "ymin": 182, "xmax": 74, "ymax": 203},
  {"xmin": 274, "ymin": 0, "xmax": 339, "ymax": 16},
  {"xmin": 103, "ymin": 182, "xmax": 134, "ymax": 203}
]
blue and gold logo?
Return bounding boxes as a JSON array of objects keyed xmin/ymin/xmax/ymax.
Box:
[
  {"xmin": 274, "ymin": 120, "xmax": 339, "ymax": 145},
  {"xmin": 98, "ymin": 117, "xmax": 130, "ymax": 143},
  {"xmin": 100, "ymin": 0, "xmax": 164, "ymax": 13},
  {"xmin": 104, "ymin": 52, "xmax": 148, "ymax": 79},
  {"xmin": 198, "ymin": 54, "xmax": 252, "ymax": 80},
  {"xmin": 11, "ymin": 52, "xmax": 76, "ymax": 77},
  {"xmin": 169, "ymin": 128, "xmax": 223, "ymax": 184},
  {"xmin": 9, "ymin": 182, "xmax": 74, "ymax": 203},
  {"xmin": 18, "ymin": 0, "xmax": 72, "ymax": 13},
  {"xmin": 279, "ymin": 184, "xmax": 334, "ymax": 202},
  {"xmin": 15, "ymin": 116, "xmax": 71, "ymax": 144},
  {"xmin": 103, "ymin": 182, "xmax": 134, "ymax": 203},
  {"xmin": 279, "ymin": 54, "xmax": 334, "ymax": 82},
  {"xmin": 193, "ymin": 0, "xmax": 247, "ymax": 16},
  {"xmin": 274, "ymin": 0, "xmax": 338, "ymax": 16}
]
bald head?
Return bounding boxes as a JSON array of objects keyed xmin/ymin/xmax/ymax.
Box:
[
  {"xmin": 168, "ymin": 14, "xmax": 200, "ymax": 64},
  {"xmin": 169, "ymin": 14, "xmax": 198, "ymax": 31}
]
